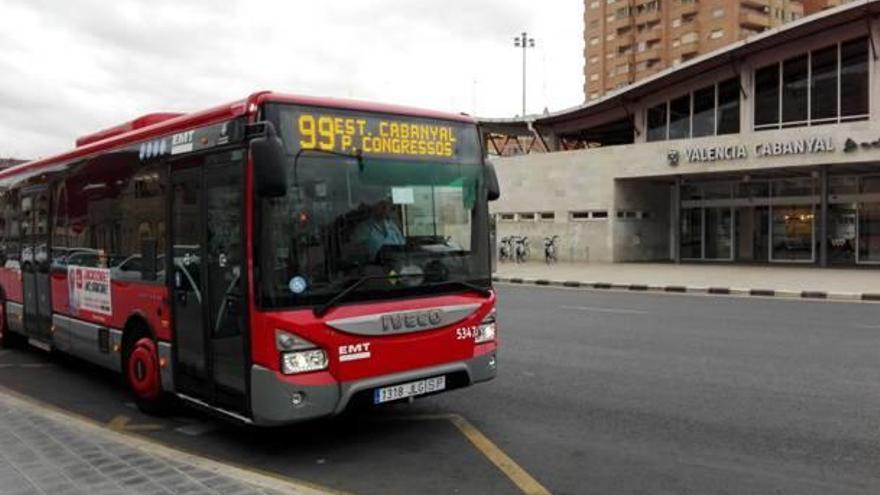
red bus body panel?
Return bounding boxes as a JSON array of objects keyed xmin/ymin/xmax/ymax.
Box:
[{"xmin": 253, "ymin": 292, "xmax": 496, "ymax": 385}]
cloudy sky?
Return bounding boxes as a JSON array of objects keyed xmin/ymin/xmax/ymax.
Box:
[{"xmin": 0, "ymin": 0, "xmax": 585, "ymax": 159}]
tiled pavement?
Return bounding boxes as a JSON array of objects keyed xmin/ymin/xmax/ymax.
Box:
[{"xmin": 0, "ymin": 390, "xmax": 327, "ymax": 495}]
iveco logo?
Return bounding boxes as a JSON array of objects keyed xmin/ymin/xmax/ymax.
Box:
[
  {"xmin": 326, "ymin": 303, "xmax": 479, "ymax": 336},
  {"xmin": 381, "ymin": 309, "xmax": 443, "ymax": 332}
]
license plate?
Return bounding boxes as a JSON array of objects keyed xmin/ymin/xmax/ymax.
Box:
[{"xmin": 373, "ymin": 376, "xmax": 446, "ymax": 404}]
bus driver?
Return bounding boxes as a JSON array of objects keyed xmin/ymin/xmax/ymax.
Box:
[{"xmin": 353, "ymin": 197, "xmax": 405, "ymax": 261}]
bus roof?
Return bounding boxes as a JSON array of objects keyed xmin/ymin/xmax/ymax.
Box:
[{"xmin": 0, "ymin": 91, "xmax": 476, "ymax": 181}]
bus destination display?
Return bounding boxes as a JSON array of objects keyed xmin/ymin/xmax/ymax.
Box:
[{"xmin": 282, "ymin": 107, "xmax": 476, "ymax": 162}]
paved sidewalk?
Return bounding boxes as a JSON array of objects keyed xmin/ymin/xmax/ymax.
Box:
[
  {"xmin": 0, "ymin": 388, "xmax": 329, "ymax": 495},
  {"xmin": 494, "ymin": 262, "xmax": 880, "ymax": 301}
]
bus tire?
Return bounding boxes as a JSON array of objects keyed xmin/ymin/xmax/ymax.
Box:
[
  {"xmin": 0, "ymin": 299, "xmax": 24, "ymax": 349},
  {"xmin": 123, "ymin": 329, "xmax": 174, "ymax": 416}
]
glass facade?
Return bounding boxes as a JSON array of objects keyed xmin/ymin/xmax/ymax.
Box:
[
  {"xmin": 754, "ymin": 37, "xmax": 869, "ymax": 130},
  {"xmin": 841, "ymin": 37, "xmax": 870, "ymax": 118},
  {"xmin": 646, "ymin": 77, "xmax": 741, "ymax": 142},
  {"xmin": 680, "ymin": 208, "xmax": 702, "ymax": 259},
  {"xmin": 859, "ymin": 203, "xmax": 880, "ymax": 263},
  {"xmin": 680, "ymin": 175, "xmax": 880, "ymax": 265},
  {"xmin": 858, "ymin": 177, "xmax": 880, "ymax": 263},
  {"xmin": 781, "ymin": 55, "xmax": 809, "ymax": 125},
  {"xmin": 771, "ymin": 206, "xmax": 814, "ymax": 261},
  {"xmin": 828, "ymin": 203, "xmax": 856, "ymax": 264},
  {"xmin": 704, "ymin": 208, "xmax": 733, "ymax": 260},
  {"xmin": 668, "ymin": 94, "xmax": 691, "ymax": 140}
]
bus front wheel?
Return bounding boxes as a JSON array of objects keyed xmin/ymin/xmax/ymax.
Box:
[{"xmin": 124, "ymin": 332, "xmax": 173, "ymax": 415}]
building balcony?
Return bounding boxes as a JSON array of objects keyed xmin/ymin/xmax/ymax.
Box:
[
  {"xmin": 740, "ymin": 0, "xmax": 769, "ymax": 10},
  {"xmin": 615, "ymin": 52, "xmax": 635, "ymax": 65},
  {"xmin": 679, "ymin": 40, "xmax": 700, "ymax": 56},
  {"xmin": 636, "ymin": 65, "xmax": 664, "ymax": 79},
  {"xmin": 739, "ymin": 11, "xmax": 771, "ymax": 30},
  {"xmin": 635, "ymin": 10, "xmax": 661, "ymax": 24},
  {"xmin": 635, "ymin": 46, "xmax": 662, "ymax": 63},
  {"xmin": 610, "ymin": 72, "xmax": 634, "ymax": 88},
  {"xmin": 616, "ymin": 31, "xmax": 635, "ymax": 46},
  {"xmin": 638, "ymin": 27, "xmax": 663, "ymax": 42},
  {"xmin": 673, "ymin": 2, "xmax": 699, "ymax": 16},
  {"xmin": 610, "ymin": 16, "xmax": 633, "ymax": 31}
]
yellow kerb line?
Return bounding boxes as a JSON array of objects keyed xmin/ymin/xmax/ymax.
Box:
[
  {"xmin": 107, "ymin": 415, "xmax": 164, "ymax": 432},
  {"xmin": 446, "ymin": 413, "xmax": 553, "ymax": 495}
]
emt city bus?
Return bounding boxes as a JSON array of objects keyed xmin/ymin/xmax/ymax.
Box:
[{"xmin": 0, "ymin": 91, "xmax": 500, "ymax": 425}]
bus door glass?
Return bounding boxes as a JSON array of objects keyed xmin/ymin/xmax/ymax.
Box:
[
  {"xmin": 170, "ymin": 166, "xmax": 206, "ymax": 389},
  {"xmin": 19, "ymin": 188, "xmax": 51, "ymax": 340},
  {"xmin": 170, "ymin": 151, "xmax": 247, "ymax": 414},
  {"xmin": 204, "ymin": 153, "xmax": 247, "ymax": 409}
]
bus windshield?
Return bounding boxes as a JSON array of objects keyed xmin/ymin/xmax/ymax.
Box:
[{"xmin": 258, "ymin": 105, "xmax": 490, "ymax": 309}]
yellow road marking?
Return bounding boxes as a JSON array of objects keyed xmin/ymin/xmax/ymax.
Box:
[
  {"xmin": 387, "ymin": 413, "xmax": 552, "ymax": 495},
  {"xmin": 107, "ymin": 415, "xmax": 164, "ymax": 432},
  {"xmin": 447, "ymin": 414, "xmax": 553, "ymax": 495}
]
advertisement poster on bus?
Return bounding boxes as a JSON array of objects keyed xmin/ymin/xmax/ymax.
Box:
[{"xmin": 67, "ymin": 266, "xmax": 112, "ymax": 315}]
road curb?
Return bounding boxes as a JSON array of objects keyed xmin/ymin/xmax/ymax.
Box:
[{"xmin": 493, "ymin": 275, "xmax": 878, "ymax": 302}]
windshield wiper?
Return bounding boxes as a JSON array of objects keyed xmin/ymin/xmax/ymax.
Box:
[
  {"xmin": 425, "ymin": 278, "xmax": 492, "ymax": 297},
  {"xmin": 313, "ymin": 273, "xmax": 421, "ymax": 317}
]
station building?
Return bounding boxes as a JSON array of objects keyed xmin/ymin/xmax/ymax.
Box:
[{"xmin": 481, "ymin": 0, "xmax": 880, "ymax": 267}]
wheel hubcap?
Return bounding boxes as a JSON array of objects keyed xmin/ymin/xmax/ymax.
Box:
[{"xmin": 128, "ymin": 337, "xmax": 160, "ymax": 400}]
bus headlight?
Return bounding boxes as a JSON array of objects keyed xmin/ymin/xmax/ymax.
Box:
[
  {"xmin": 277, "ymin": 330, "xmax": 328, "ymax": 374},
  {"xmin": 281, "ymin": 349, "xmax": 328, "ymax": 375},
  {"xmin": 276, "ymin": 330, "xmax": 315, "ymax": 351},
  {"xmin": 475, "ymin": 309, "xmax": 496, "ymax": 344}
]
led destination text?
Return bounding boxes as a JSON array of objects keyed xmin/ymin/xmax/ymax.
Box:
[{"xmin": 296, "ymin": 113, "xmax": 458, "ymax": 159}]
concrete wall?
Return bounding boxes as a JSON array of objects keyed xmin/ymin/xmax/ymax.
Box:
[
  {"xmin": 490, "ymin": 149, "xmax": 617, "ymax": 262},
  {"xmin": 613, "ymin": 180, "xmax": 671, "ymax": 261}
]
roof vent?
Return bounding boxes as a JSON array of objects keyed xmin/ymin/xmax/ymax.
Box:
[{"xmin": 75, "ymin": 112, "xmax": 185, "ymax": 148}]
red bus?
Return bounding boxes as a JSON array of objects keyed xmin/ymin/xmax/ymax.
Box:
[{"xmin": 0, "ymin": 91, "xmax": 500, "ymax": 425}]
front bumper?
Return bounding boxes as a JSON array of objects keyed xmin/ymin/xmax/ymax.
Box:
[{"xmin": 249, "ymin": 352, "xmax": 497, "ymax": 426}]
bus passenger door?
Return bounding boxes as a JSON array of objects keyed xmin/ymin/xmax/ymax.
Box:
[
  {"xmin": 169, "ymin": 167, "xmax": 207, "ymax": 393},
  {"xmin": 20, "ymin": 188, "xmax": 51, "ymax": 342},
  {"xmin": 203, "ymin": 155, "xmax": 247, "ymax": 413},
  {"xmin": 170, "ymin": 151, "xmax": 248, "ymax": 416}
]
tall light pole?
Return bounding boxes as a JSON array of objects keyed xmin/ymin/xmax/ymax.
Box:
[{"xmin": 513, "ymin": 31, "xmax": 535, "ymax": 116}]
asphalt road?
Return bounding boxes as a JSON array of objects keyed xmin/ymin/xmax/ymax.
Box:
[{"xmin": 1, "ymin": 286, "xmax": 879, "ymax": 494}]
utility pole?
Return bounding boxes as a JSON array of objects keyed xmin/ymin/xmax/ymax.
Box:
[{"xmin": 513, "ymin": 31, "xmax": 535, "ymax": 117}]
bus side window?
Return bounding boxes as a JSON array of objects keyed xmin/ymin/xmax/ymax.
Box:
[
  {"xmin": 51, "ymin": 183, "xmax": 68, "ymax": 271},
  {"xmin": 5, "ymin": 190, "xmax": 20, "ymax": 268}
]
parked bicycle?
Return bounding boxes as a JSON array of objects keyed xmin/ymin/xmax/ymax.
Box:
[
  {"xmin": 514, "ymin": 236, "xmax": 530, "ymax": 263},
  {"xmin": 498, "ymin": 236, "xmax": 514, "ymax": 263},
  {"xmin": 544, "ymin": 235, "xmax": 559, "ymax": 264}
]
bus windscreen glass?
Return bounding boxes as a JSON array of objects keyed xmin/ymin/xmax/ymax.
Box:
[{"xmin": 258, "ymin": 104, "xmax": 490, "ymax": 309}]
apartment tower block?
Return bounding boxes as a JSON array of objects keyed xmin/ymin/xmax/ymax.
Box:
[{"xmin": 584, "ymin": 0, "xmax": 808, "ymax": 101}]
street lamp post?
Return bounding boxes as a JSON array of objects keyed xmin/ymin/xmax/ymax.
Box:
[{"xmin": 513, "ymin": 31, "xmax": 536, "ymax": 117}]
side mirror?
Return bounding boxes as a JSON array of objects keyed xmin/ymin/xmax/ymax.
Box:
[
  {"xmin": 485, "ymin": 161, "xmax": 501, "ymax": 201},
  {"xmin": 250, "ymin": 122, "xmax": 288, "ymax": 198}
]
